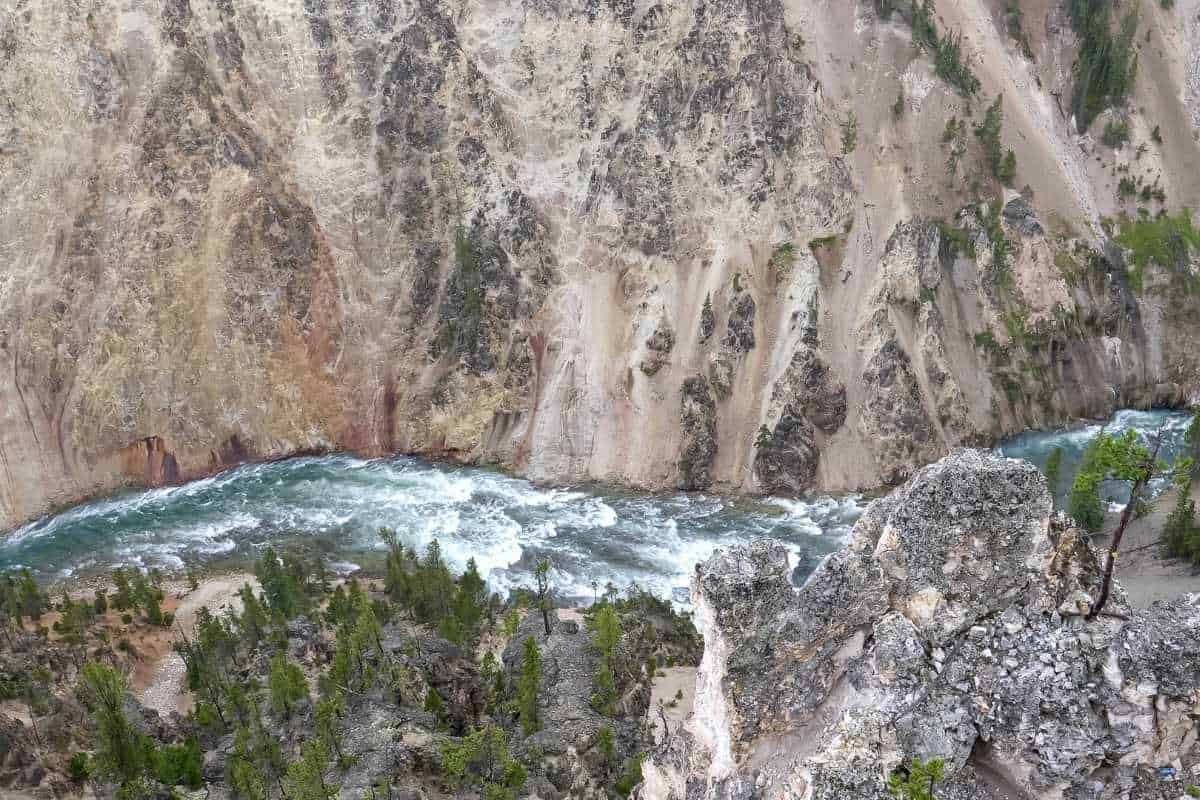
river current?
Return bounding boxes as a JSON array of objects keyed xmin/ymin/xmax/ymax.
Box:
[{"xmin": 1, "ymin": 408, "xmax": 1190, "ymax": 602}]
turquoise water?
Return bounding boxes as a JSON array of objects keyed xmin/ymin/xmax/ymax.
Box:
[
  {"xmin": 997, "ymin": 408, "xmax": 1194, "ymax": 506},
  {"xmin": 1, "ymin": 408, "xmax": 1189, "ymax": 600},
  {"xmin": 0, "ymin": 456, "xmax": 860, "ymax": 603}
]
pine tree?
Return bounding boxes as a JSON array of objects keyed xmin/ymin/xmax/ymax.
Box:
[
  {"xmin": 268, "ymin": 652, "xmax": 308, "ymax": 718},
  {"xmin": 588, "ymin": 603, "xmax": 622, "ymax": 716},
  {"xmin": 1185, "ymin": 410, "xmax": 1200, "ymax": 479},
  {"xmin": 440, "ymin": 725, "xmax": 527, "ymax": 800},
  {"xmin": 517, "ymin": 637, "xmax": 541, "ymax": 735},
  {"xmin": 975, "ymin": 95, "xmax": 1015, "ymax": 184},
  {"xmin": 255, "ymin": 546, "xmax": 307, "ymax": 620},
  {"xmin": 1069, "ymin": 436, "xmax": 1106, "ymax": 532},
  {"xmin": 1163, "ymin": 472, "xmax": 1199, "ymax": 563},
  {"xmin": 227, "ymin": 725, "xmax": 268, "ymax": 800},
  {"xmin": 1044, "ymin": 447, "xmax": 1064, "ymax": 502},
  {"xmin": 596, "ymin": 725, "xmax": 616, "ymax": 775},
  {"xmin": 77, "ymin": 663, "xmax": 150, "ymax": 789},
  {"xmin": 591, "ymin": 605, "xmax": 621, "ymax": 660},
  {"xmin": 591, "ymin": 658, "xmax": 618, "ymax": 717},
  {"xmin": 888, "ymin": 757, "xmax": 945, "ymax": 800},
  {"xmin": 282, "ymin": 739, "xmax": 334, "ymax": 800},
  {"xmin": 424, "ymin": 686, "xmax": 446, "ymax": 722},
  {"xmin": 1084, "ymin": 429, "xmax": 1177, "ymax": 616},
  {"xmin": 237, "ymin": 584, "xmax": 269, "ymax": 646},
  {"xmin": 534, "ymin": 559, "xmax": 552, "ymax": 636},
  {"xmin": 314, "ymin": 693, "xmax": 346, "ymax": 764}
]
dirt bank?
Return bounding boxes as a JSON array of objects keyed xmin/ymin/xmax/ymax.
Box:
[
  {"xmin": 137, "ymin": 574, "xmax": 259, "ymax": 717},
  {"xmin": 1096, "ymin": 480, "xmax": 1200, "ymax": 608}
]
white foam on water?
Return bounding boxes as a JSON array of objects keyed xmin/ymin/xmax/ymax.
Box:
[{"xmin": 581, "ymin": 499, "xmax": 618, "ymax": 528}]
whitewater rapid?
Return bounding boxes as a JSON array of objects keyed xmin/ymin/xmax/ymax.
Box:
[
  {"xmin": 0, "ymin": 455, "xmax": 861, "ymax": 603},
  {"xmin": 1, "ymin": 407, "xmax": 1189, "ymax": 600}
]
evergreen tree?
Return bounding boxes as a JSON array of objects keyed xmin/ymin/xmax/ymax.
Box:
[
  {"xmin": 440, "ymin": 725, "xmax": 527, "ymax": 800},
  {"xmin": 268, "ymin": 652, "xmax": 309, "ymax": 718},
  {"xmin": 591, "ymin": 605, "xmax": 621, "ymax": 660},
  {"xmin": 54, "ymin": 593, "xmax": 94, "ymax": 649},
  {"xmin": 424, "ymin": 686, "xmax": 446, "ymax": 722},
  {"xmin": 1163, "ymin": 477, "xmax": 1199, "ymax": 562},
  {"xmin": 975, "ymin": 95, "xmax": 1016, "ymax": 184},
  {"xmin": 227, "ymin": 725, "xmax": 269, "ymax": 800},
  {"xmin": 596, "ymin": 725, "xmax": 617, "ymax": 775},
  {"xmin": 888, "ymin": 757, "xmax": 945, "ymax": 800},
  {"xmin": 534, "ymin": 559, "xmax": 552, "ymax": 636},
  {"xmin": 111, "ymin": 569, "xmax": 135, "ymax": 611},
  {"xmin": 480, "ymin": 651, "xmax": 505, "ymax": 712},
  {"xmin": 1185, "ymin": 410, "xmax": 1200, "ymax": 479},
  {"xmin": 517, "ymin": 636, "xmax": 541, "ymax": 735},
  {"xmin": 237, "ymin": 584, "xmax": 269, "ymax": 646},
  {"xmin": 589, "ymin": 604, "xmax": 623, "ymax": 716},
  {"xmin": 1044, "ymin": 447, "xmax": 1064, "ymax": 501},
  {"xmin": 1084, "ymin": 429, "xmax": 1179, "ymax": 616},
  {"xmin": 1069, "ymin": 436, "xmax": 1106, "ymax": 532},
  {"xmin": 77, "ymin": 663, "xmax": 152, "ymax": 793},
  {"xmin": 152, "ymin": 737, "xmax": 203, "ymax": 789},
  {"xmin": 255, "ymin": 546, "xmax": 308, "ymax": 620},
  {"xmin": 591, "ymin": 659, "xmax": 618, "ymax": 717},
  {"xmin": 282, "ymin": 739, "xmax": 334, "ymax": 800},
  {"xmin": 314, "ymin": 693, "xmax": 347, "ymax": 763}
]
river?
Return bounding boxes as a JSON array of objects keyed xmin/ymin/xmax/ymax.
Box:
[{"xmin": 1, "ymin": 408, "xmax": 1190, "ymax": 601}]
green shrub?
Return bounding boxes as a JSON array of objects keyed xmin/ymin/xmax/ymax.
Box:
[
  {"xmin": 976, "ymin": 96, "xmax": 1017, "ymax": 185},
  {"xmin": 614, "ymin": 752, "xmax": 646, "ymax": 797},
  {"xmin": 441, "ymin": 726, "xmax": 527, "ymax": 800},
  {"xmin": 888, "ymin": 757, "xmax": 945, "ymax": 800},
  {"xmin": 67, "ymin": 752, "xmax": 92, "ymax": 782},
  {"xmin": 841, "ymin": 112, "xmax": 858, "ymax": 154},
  {"xmin": 1102, "ymin": 118, "xmax": 1130, "ymax": 149},
  {"xmin": 1115, "ymin": 209, "xmax": 1200, "ymax": 292}
]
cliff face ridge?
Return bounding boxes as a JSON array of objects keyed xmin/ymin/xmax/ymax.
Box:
[{"xmin": 3, "ymin": 0, "xmax": 1200, "ymax": 527}]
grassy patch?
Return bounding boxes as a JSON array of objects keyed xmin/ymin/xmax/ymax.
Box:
[{"xmin": 1114, "ymin": 209, "xmax": 1200, "ymax": 293}]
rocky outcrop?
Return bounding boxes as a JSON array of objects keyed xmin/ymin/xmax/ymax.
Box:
[
  {"xmin": 754, "ymin": 350, "xmax": 847, "ymax": 494},
  {"xmin": 679, "ymin": 376, "xmax": 718, "ymax": 491},
  {"xmin": 642, "ymin": 450, "xmax": 1200, "ymax": 800}
]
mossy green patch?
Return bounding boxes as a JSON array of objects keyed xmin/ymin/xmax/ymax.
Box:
[{"xmin": 1114, "ymin": 209, "xmax": 1200, "ymax": 293}]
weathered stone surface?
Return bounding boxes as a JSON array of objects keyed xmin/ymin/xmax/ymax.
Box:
[
  {"xmin": 723, "ymin": 293, "xmax": 757, "ymax": 354},
  {"xmin": 755, "ymin": 348, "xmax": 847, "ymax": 493},
  {"xmin": 643, "ymin": 450, "xmax": 1200, "ymax": 800},
  {"xmin": 679, "ymin": 376, "xmax": 718, "ymax": 491}
]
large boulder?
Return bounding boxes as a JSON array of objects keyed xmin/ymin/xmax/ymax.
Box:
[{"xmin": 642, "ymin": 450, "xmax": 1200, "ymax": 800}]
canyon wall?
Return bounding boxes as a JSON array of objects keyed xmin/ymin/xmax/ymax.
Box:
[{"xmin": 3, "ymin": 0, "xmax": 1200, "ymax": 528}]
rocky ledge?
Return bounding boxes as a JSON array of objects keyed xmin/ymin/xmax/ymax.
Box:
[{"xmin": 642, "ymin": 450, "xmax": 1200, "ymax": 800}]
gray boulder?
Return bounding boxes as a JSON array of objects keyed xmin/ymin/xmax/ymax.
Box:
[{"xmin": 642, "ymin": 450, "xmax": 1200, "ymax": 800}]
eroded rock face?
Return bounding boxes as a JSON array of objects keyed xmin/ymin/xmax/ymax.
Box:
[
  {"xmin": 643, "ymin": 450, "xmax": 1200, "ymax": 800},
  {"xmin": 679, "ymin": 376, "xmax": 719, "ymax": 491}
]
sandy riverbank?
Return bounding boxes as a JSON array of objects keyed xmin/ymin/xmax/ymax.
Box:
[
  {"xmin": 136, "ymin": 573, "xmax": 259, "ymax": 717},
  {"xmin": 1095, "ymin": 480, "xmax": 1200, "ymax": 608}
]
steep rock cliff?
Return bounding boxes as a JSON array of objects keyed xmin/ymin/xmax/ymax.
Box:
[{"xmin": 3, "ymin": 0, "xmax": 1200, "ymax": 527}]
